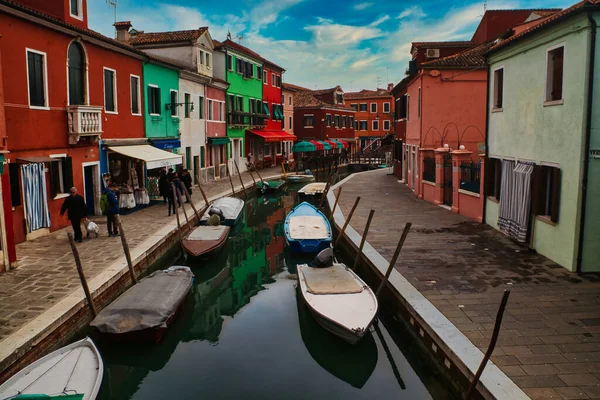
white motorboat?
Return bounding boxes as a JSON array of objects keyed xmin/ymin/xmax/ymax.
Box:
[{"xmin": 298, "ymin": 182, "xmax": 327, "ymax": 196}]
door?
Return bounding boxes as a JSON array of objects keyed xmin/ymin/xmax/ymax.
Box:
[
  {"xmin": 443, "ymin": 154, "xmax": 453, "ymax": 206},
  {"xmin": 84, "ymin": 165, "xmax": 95, "ymax": 215},
  {"xmin": 193, "ymin": 156, "xmax": 200, "ymax": 184}
]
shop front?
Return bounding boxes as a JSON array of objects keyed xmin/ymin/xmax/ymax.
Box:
[
  {"xmin": 151, "ymin": 138, "xmax": 181, "ymax": 154},
  {"xmin": 206, "ymin": 137, "xmax": 230, "ymax": 180},
  {"xmin": 245, "ymin": 130, "xmax": 297, "ymax": 169},
  {"xmin": 103, "ymin": 144, "xmax": 183, "ymax": 212}
]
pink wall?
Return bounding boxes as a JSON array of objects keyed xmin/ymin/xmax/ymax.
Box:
[
  {"xmin": 405, "ymin": 75, "xmax": 422, "ymax": 147},
  {"xmin": 457, "ymin": 192, "xmax": 483, "ymax": 222},
  {"xmin": 206, "ymin": 85, "xmax": 226, "ymax": 138},
  {"xmin": 422, "ymin": 182, "xmax": 436, "ymax": 203}
]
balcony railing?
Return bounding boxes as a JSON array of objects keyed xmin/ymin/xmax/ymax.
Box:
[
  {"xmin": 250, "ymin": 114, "xmax": 267, "ymax": 127},
  {"xmin": 228, "ymin": 111, "xmax": 248, "ymax": 126},
  {"xmin": 67, "ymin": 105, "xmax": 103, "ymax": 145}
]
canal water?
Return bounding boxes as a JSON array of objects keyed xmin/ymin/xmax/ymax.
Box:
[{"xmin": 95, "ymin": 183, "xmax": 454, "ymax": 399}]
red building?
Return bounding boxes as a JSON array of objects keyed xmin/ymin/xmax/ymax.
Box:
[
  {"xmin": 293, "ymin": 86, "xmax": 356, "ymax": 152},
  {"xmin": 246, "ymin": 58, "xmax": 296, "ymax": 168},
  {"xmin": 0, "ymin": 0, "xmax": 145, "ymax": 249},
  {"xmin": 344, "ymin": 85, "xmax": 394, "ymax": 150}
]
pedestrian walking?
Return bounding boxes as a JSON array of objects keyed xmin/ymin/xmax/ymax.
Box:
[
  {"xmin": 104, "ymin": 184, "xmax": 120, "ymax": 237},
  {"xmin": 171, "ymin": 173, "xmax": 184, "ymax": 207},
  {"xmin": 181, "ymin": 169, "xmax": 193, "ymax": 200},
  {"xmin": 60, "ymin": 187, "xmax": 86, "ymax": 243},
  {"xmin": 167, "ymin": 181, "xmax": 177, "ymax": 216},
  {"xmin": 158, "ymin": 168, "xmax": 169, "ymax": 204},
  {"xmin": 167, "ymin": 168, "xmax": 175, "ymax": 182}
]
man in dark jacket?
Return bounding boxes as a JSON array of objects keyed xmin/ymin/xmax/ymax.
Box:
[
  {"xmin": 60, "ymin": 187, "xmax": 86, "ymax": 243},
  {"xmin": 181, "ymin": 169, "xmax": 193, "ymax": 199},
  {"xmin": 104, "ymin": 184, "xmax": 120, "ymax": 237},
  {"xmin": 158, "ymin": 168, "xmax": 169, "ymax": 204}
]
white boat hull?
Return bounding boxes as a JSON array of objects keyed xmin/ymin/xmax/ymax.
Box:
[{"xmin": 0, "ymin": 337, "xmax": 103, "ymax": 400}]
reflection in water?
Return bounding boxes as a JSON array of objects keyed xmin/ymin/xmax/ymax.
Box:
[{"xmin": 97, "ymin": 183, "xmax": 446, "ymax": 400}]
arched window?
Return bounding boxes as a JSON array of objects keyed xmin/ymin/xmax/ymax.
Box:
[{"xmin": 67, "ymin": 42, "xmax": 85, "ymax": 105}]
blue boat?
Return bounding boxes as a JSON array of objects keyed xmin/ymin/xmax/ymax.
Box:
[{"xmin": 285, "ymin": 202, "xmax": 332, "ymax": 253}]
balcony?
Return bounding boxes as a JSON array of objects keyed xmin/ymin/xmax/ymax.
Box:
[
  {"xmin": 228, "ymin": 111, "xmax": 248, "ymax": 127},
  {"xmin": 250, "ymin": 114, "xmax": 268, "ymax": 128},
  {"xmin": 67, "ymin": 105, "xmax": 103, "ymax": 145}
]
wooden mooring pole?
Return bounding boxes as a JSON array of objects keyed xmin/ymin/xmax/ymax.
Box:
[
  {"xmin": 328, "ymin": 186, "xmax": 343, "ymax": 220},
  {"xmin": 352, "ymin": 209, "xmax": 375, "ymax": 271},
  {"xmin": 182, "ymin": 185, "xmax": 200, "ymax": 222},
  {"xmin": 466, "ymin": 290, "xmax": 511, "ymax": 400},
  {"xmin": 254, "ymin": 164, "xmax": 265, "ymax": 183},
  {"xmin": 233, "ymin": 160, "xmax": 248, "ymax": 198},
  {"xmin": 375, "ymin": 223, "xmax": 411, "ymax": 299},
  {"xmin": 226, "ymin": 163, "xmax": 236, "ymax": 196},
  {"xmin": 67, "ymin": 233, "xmax": 97, "ymax": 317},
  {"xmin": 247, "ymin": 165, "xmax": 257, "ymax": 187},
  {"xmin": 334, "ymin": 196, "xmax": 361, "ymax": 248},
  {"xmin": 175, "ymin": 187, "xmax": 189, "ymax": 227},
  {"xmin": 114, "ymin": 215, "xmax": 137, "ymax": 284},
  {"xmin": 196, "ymin": 175, "xmax": 210, "ymax": 207},
  {"xmin": 171, "ymin": 183, "xmax": 184, "ymax": 246}
]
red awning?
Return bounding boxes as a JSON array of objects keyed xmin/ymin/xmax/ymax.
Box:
[{"xmin": 247, "ymin": 130, "xmax": 297, "ymax": 142}]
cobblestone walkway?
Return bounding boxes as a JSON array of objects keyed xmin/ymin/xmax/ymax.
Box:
[
  {"xmin": 338, "ymin": 169, "xmax": 600, "ymax": 400},
  {"xmin": 0, "ymin": 167, "xmax": 282, "ymax": 343}
]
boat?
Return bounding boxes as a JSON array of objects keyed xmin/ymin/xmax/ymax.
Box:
[
  {"xmin": 284, "ymin": 201, "xmax": 331, "ymax": 253},
  {"xmin": 0, "ymin": 337, "xmax": 103, "ymax": 400},
  {"xmin": 200, "ymin": 197, "xmax": 244, "ymax": 226},
  {"xmin": 256, "ymin": 179, "xmax": 286, "ymax": 193},
  {"xmin": 298, "ymin": 182, "xmax": 327, "ymax": 196},
  {"xmin": 90, "ymin": 266, "xmax": 194, "ymax": 344},
  {"xmin": 286, "ymin": 174, "xmax": 316, "ymax": 184},
  {"xmin": 297, "ymin": 257, "xmax": 378, "ymax": 344},
  {"xmin": 182, "ymin": 225, "xmax": 230, "ymax": 258}
]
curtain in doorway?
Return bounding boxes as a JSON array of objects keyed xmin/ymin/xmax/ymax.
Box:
[
  {"xmin": 498, "ymin": 160, "xmax": 535, "ymax": 243},
  {"xmin": 20, "ymin": 163, "xmax": 51, "ymax": 233}
]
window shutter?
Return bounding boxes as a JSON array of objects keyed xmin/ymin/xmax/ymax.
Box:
[
  {"xmin": 9, "ymin": 164, "xmax": 21, "ymax": 207},
  {"xmin": 50, "ymin": 162, "xmax": 60, "ymax": 198},
  {"xmin": 530, "ymin": 165, "xmax": 545, "ymax": 216},
  {"xmin": 494, "ymin": 159, "xmax": 501, "ymax": 201},
  {"xmin": 484, "ymin": 157, "xmax": 494, "ymax": 196},
  {"xmin": 551, "ymin": 168, "xmax": 561, "ymax": 223}
]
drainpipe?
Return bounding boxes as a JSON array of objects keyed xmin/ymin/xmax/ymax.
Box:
[
  {"xmin": 576, "ymin": 12, "xmax": 596, "ymax": 273},
  {"xmin": 482, "ymin": 63, "xmax": 491, "ymax": 225}
]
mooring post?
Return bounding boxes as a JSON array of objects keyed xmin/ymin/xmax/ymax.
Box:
[
  {"xmin": 328, "ymin": 186, "xmax": 343, "ymax": 220},
  {"xmin": 182, "ymin": 185, "xmax": 200, "ymax": 222},
  {"xmin": 334, "ymin": 196, "xmax": 361, "ymax": 248},
  {"xmin": 175, "ymin": 187, "xmax": 189, "ymax": 227},
  {"xmin": 281, "ymin": 162, "xmax": 287, "ymax": 179},
  {"xmin": 114, "ymin": 215, "xmax": 137, "ymax": 284},
  {"xmin": 375, "ymin": 223, "xmax": 412, "ymax": 299},
  {"xmin": 352, "ymin": 209, "xmax": 375, "ymax": 271},
  {"xmin": 196, "ymin": 176, "xmax": 210, "ymax": 207},
  {"xmin": 171, "ymin": 183, "xmax": 184, "ymax": 247},
  {"xmin": 318, "ymin": 172, "xmax": 334, "ymax": 210},
  {"xmin": 233, "ymin": 160, "xmax": 248, "ymax": 198},
  {"xmin": 466, "ymin": 290, "xmax": 511, "ymax": 399},
  {"xmin": 247, "ymin": 165, "xmax": 257, "ymax": 187},
  {"xmin": 254, "ymin": 165, "xmax": 265, "ymax": 183},
  {"xmin": 226, "ymin": 163, "xmax": 236, "ymax": 196},
  {"xmin": 67, "ymin": 232, "xmax": 97, "ymax": 317}
]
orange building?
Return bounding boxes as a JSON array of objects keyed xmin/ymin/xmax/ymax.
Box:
[{"xmin": 344, "ymin": 85, "xmax": 394, "ymax": 150}]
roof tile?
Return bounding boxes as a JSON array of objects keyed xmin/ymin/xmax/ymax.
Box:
[
  {"xmin": 344, "ymin": 89, "xmax": 392, "ymax": 100},
  {"xmin": 128, "ymin": 28, "xmax": 208, "ymax": 45},
  {"xmin": 421, "ymin": 41, "xmax": 494, "ymax": 68}
]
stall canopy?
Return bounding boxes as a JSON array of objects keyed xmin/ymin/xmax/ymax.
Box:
[
  {"xmin": 247, "ymin": 130, "xmax": 297, "ymax": 142},
  {"xmin": 108, "ymin": 145, "xmax": 183, "ymax": 170},
  {"xmin": 317, "ymin": 140, "xmax": 332, "ymax": 150},
  {"xmin": 336, "ymin": 140, "xmax": 349, "ymax": 149},
  {"xmin": 292, "ymin": 141, "xmax": 317, "ymax": 153},
  {"xmin": 309, "ymin": 140, "xmax": 324, "ymax": 150},
  {"xmin": 209, "ymin": 137, "xmax": 231, "ymax": 145},
  {"xmin": 325, "ymin": 140, "xmax": 343, "ymax": 150}
]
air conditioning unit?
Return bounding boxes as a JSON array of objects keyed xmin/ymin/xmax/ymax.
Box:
[{"xmin": 426, "ymin": 49, "xmax": 440, "ymax": 58}]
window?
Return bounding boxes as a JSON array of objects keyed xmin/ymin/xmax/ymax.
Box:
[
  {"xmin": 26, "ymin": 49, "xmax": 48, "ymax": 108},
  {"xmin": 334, "ymin": 115, "xmax": 340, "ymax": 127},
  {"xmin": 370, "ymin": 103, "xmax": 377, "ymax": 113},
  {"xmin": 533, "ymin": 165, "xmax": 561, "ymax": 223},
  {"xmin": 185, "ymin": 147, "xmax": 191, "ymax": 170},
  {"xmin": 200, "ymin": 146, "xmax": 205, "ymax": 168},
  {"xmin": 372, "ymin": 120, "xmax": 379, "ymax": 131},
  {"xmin": 103, "ymin": 68, "xmax": 116, "ymax": 113},
  {"xmin": 398, "ymin": 95, "xmax": 408, "ymax": 119},
  {"xmin": 276, "ymin": 76, "xmax": 282, "ymax": 88},
  {"xmin": 149, "ymin": 85, "xmax": 160, "ymax": 115},
  {"xmin": 9, "ymin": 164, "xmax": 21, "ymax": 207},
  {"xmin": 289, "ymin": 116, "xmax": 292, "ymax": 128},
  {"xmin": 546, "ymin": 45, "xmax": 564, "ymax": 102},
  {"xmin": 184, "ymin": 93, "xmax": 191, "ymax": 118},
  {"xmin": 384, "ymin": 120, "xmax": 390, "ymax": 130},
  {"xmin": 289, "ymin": 96, "xmax": 292, "ymax": 106},
  {"xmin": 263, "ymin": 70, "xmax": 267, "ymax": 84},
  {"xmin": 130, "ymin": 75, "xmax": 140, "ymax": 115},
  {"xmin": 227, "ymin": 94, "xmax": 235, "ymax": 113},
  {"xmin": 406, "ymin": 94, "xmax": 410, "ymax": 121},
  {"xmin": 282, "ymin": 114, "xmax": 285, "ymax": 129},
  {"xmin": 326, "ymin": 114, "xmax": 332, "ymax": 127},
  {"xmin": 218, "ymin": 102, "xmax": 223, "ymax": 121},
  {"xmin": 359, "ymin": 120, "xmax": 367, "ymax": 130},
  {"xmin": 484, "ymin": 158, "xmax": 502, "ymax": 201},
  {"xmin": 206, "ymin": 53, "xmax": 211, "ymax": 68},
  {"xmin": 336, "ymin": 93, "xmax": 343, "ymax": 104},
  {"xmin": 349, "ymin": 116, "xmax": 354, "ymax": 128},
  {"xmin": 236, "ymin": 58, "xmax": 243, "ymax": 74},
  {"xmin": 70, "ymin": 0, "xmax": 81, "ymax": 18},
  {"xmin": 350, "ymin": 103, "xmax": 358, "ymax": 111},
  {"xmin": 50, "ymin": 156, "xmax": 73, "ymax": 198},
  {"xmin": 342, "ymin": 116, "xmax": 347, "ymax": 128},
  {"xmin": 271, "ymin": 74, "xmax": 275, "ymax": 86},
  {"xmin": 248, "ymin": 62, "xmax": 254, "ymax": 78},
  {"xmin": 227, "ymin": 55, "xmax": 233, "ymax": 71},
  {"xmin": 68, "ymin": 42, "xmax": 86, "ymax": 105},
  {"xmin": 170, "ymin": 90, "xmax": 178, "ymax": 117},
  {"xmin": 257, "ymin": 66, "xmax": 263, "ymax": 80},
  {"xmin": 383, "ymin": 102, "xmax": 390, "ymax": 113},
  {"xmin": 208, "ymin": 99, "xmax": 214, "ymax": 120},
  {"xmin": 493, "ymin": 68, "xmax": 504, "ymax": 109},
  {"xmin": 417, "ymin": 87, "xmax": 421, "ymax": 119},
  {"xmin": 263, "ymin": 101, "xmax": 270, "ymax": 116},
  {"xmin": 199, "ymin": 51, "xmax": 205, "ymax": 65},
  {"xmin": 256, "ymin": 99, "xmax": 262, "ymax": 114},
  {"xmin": 303, "ymin": 115, "xmax": 315, "ymax": 127},
  {"xmin": 198, "ymin": 96, "xmax": 205, "ymax": 119},
  {"xmin": 359, "ymin": 103, "xmax": 367, "ymax": 112},
  {"xmin": 354, "ymin": 121, "xmax": 358, "ymax": 130},
  {"xmin": 236, "ymin": 96, "xmax": 243, "ymax": 112},
  {"xmin": 250, "ymin": 98, "xmax": 256, "ymax": 114}
]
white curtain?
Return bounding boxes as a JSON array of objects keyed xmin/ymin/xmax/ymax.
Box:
[
  {"xmin": 498, "ymin": 160, "xmax": 535, "ymax": 243},
  {"xmin": 20, "ymin": 163, "xmax": 51, "ymax": 233}
]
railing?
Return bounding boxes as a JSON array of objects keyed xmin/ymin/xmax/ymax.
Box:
[
  {"xmin": 67, "ymin": 105, "xmax": 103, "ymax": 145},
  {"xmin": 423, "ymin": 157, "xmax": 436, "ymax": 183},
  {"xmin": 228, "ymin": 112, "xmax": 248, "ymax": 125},
  {"xmin": 250, "ymin": 114, "xmax": 267, "ymax": 127},
  {"xmin": 460, "ymin": 161, "xmax": 481, "ymax": 194}
]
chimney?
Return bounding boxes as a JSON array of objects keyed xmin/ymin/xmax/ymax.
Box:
[
  {"xmin": 387, "ymin": 83, "xmax": 394, "ymax": 91},
  {"xmin": 114, "ymin": 21, "xmax": 133, "ymax": 42}
]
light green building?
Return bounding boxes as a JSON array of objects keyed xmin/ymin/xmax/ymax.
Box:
[{"xmin": 485, "ymin": 8, "xmax": 600, "ymax": 272}]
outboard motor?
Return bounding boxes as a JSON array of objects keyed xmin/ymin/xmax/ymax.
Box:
[
  {"xmin": 305, "ymin": 169, "xmax": 313, "ymax": 176},
  {"xmin": 312, "ymin": 248, "xmax": 334, "ymax": 268},
  {"xmin": 261, "ymin": 181, "xmax": 270, "ymax": 194},
  {"xmin": 208, "ymin": 207, "xmax": 224, "ymax": 221}
]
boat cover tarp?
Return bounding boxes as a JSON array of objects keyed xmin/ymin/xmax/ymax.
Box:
[
  {"xmin": 188, "ymin": 226, "xmax": 228, "ymax": 241},
  {"xmin": 90, "ymin": 267, "xmax": 193, "ymax": 334},
  {"xmin": 201, "ymin": 197, "xmax": 243, "ymax": 222},
  {"xmin": 298, "ymin": 183, "xmax": 327, "ymax": 195},
  {"xmin": 288, "ymin": 216, "xmax": 329, "ymax": 239},
  {"xmin": 301, "ymin": 264, "xmax": 364, "ymax": 295}
]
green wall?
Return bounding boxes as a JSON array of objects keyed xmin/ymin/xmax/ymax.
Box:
[
  {"xmin": 143, "ymin": 62, "xmax": 180, "ymax": 139},
  {"xmin": 485, "ymin": 14, "xmax": 592, "ymax": 271}
]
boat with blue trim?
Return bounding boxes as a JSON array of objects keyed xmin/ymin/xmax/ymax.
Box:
[{"xmin": 284, "ymin": 202, "xmax": 332, "ymax": 253}]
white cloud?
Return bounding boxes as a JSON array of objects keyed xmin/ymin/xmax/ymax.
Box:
[
  {"xmin": 350, "ymin": 56, "xmax": 379, "ymax": 70},
  {"xmin": 305, "ymin": 18, "xmax": 384, "ymax": 47},
  {"xmin": 397, "ymin": 6, "xmax": 426, "ymax": 19},
  {"xmin": 247, "ymin": 0, "xmax": 304, "ymax": 30},
  {"xmin": 370, "ymin": 15, "xmax": 390, "ymax": 27},
  {"xmin": 353, "ymin": 2, "xmax": 373, "ymax": 11}
]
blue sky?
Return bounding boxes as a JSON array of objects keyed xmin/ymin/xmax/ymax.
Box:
[{"xmin": 89, "ymin": 0, "xmax": 571, "ymax": 91}]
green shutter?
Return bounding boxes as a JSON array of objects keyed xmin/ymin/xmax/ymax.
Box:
[
  {"xmin": 185, "ymin": 147, "xmax": 191, "ymax": 169},
  {"xmin": 50, "ymin": 162, "xmax": 60, "ymax": 197},
  {"xmin": 200, "ymin": 146, "xmax": 205, "ymax": 168}
]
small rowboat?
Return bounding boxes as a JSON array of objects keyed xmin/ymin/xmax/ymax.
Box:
[
  {"xmin": 286, "ymin": 174, "xmax": 316, "ymax": 184},
  {"xmin": 256, "ymin": 180, "xmax": 286, "ymax": 193},
  {"xmin": 0, "ymin": 337, "xmax": 103, "ymax": 400},
  {"xmin": 284, "ymin": 202, "xmax": 331, "ymax": 253},
  {"xmin": 297, "ymin": 262, "xmax": 378, "ymax": 344},
  {"xmin": 183, "ymin": 225, "xmax": 230, "ymax": 258},
  {"xmin": 90, "ymin": 266, "xmax": 194, "ymax": 344},
  {"xmin": 200, "ymin": 197, "xmax": 244, "ymax": 226},
  {"xmin": 298, "ymin": 182, "xmax": 327, "ymax": 196}
]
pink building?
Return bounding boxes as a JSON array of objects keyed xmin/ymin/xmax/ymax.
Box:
[{"xmin": 204, "ymin": 78, "xmax": 229, "ymax": 181}]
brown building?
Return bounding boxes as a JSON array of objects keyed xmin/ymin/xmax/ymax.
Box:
[
  {"xmin": 293, "ymin": 86, "xmax": 356, "ymax": 152},
  {"xmin": 282, "ymin": 83, "xmax": 308, "ymax": 148},
  {"xmin": 344, "ymin": 85, "xmax": 394, "ymax": 150}
]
